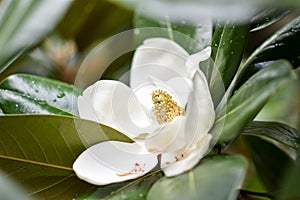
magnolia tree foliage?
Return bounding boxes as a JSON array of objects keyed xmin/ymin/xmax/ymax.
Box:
[{"xmin": 0, "ymin": 0, "xmax": 299, "ymax": 199}]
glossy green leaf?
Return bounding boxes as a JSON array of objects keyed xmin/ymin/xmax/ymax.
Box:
[
  {"xmin": 242, "ymin": 121, "xmax": 300, "ymax": 153},
  {"xmin": 0, "ymin": 0, "xmax": 71, "ymax": 73},
  {"xmin": 234, "ymin": 16, "xmax": 300, "ymax": 90},
  {"xmin": 147, "ymin": 155, "xmax": 247, "ymax": 200},
  {"xmin": 244, "ymin": 136, "xmax": 293, "ymax": 192},
  {"xmin": 209, "ymin": 22, "xmax": 249, "ymax": 105},
  {"xmin": 0, "ymin": 74, "xmax": 82, "ymax": 116},
  {"xmin": 250, "ymin": 8, "xmax": 291, "ymax": 32},
  {"xmin": 76, "ymin": 171, "xmax": 163, "ymax": 200},
  {"xmin": 213, "ymin": 60, "xmax": 296, "ymax": 147},
  {"xmin": 0, "ymin": 115, "xmax": 132, "ymax": 199},
  {"xmin": 134, "ymin": 12, "xmax": 212, "ymax": 54},
  {"xmin": 0, "ymin": 170, "xmax": 34, "ymax": 200}
]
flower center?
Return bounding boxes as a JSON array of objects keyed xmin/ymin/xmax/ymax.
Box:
[{"xmin": 151, "ymin": 89, "xmax": 184, "ymax": 124}]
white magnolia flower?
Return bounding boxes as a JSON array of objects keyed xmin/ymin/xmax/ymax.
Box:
[{"xmin": 73, "ymin": 38, "xmax": 215, "ymax": 185}]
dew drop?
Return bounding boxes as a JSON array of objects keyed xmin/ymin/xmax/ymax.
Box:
[
  {"xmin": 57, "ymin": 93, "xmax": 65, "ymax": 98},
  {"xmin": 214, "ymin": 44, "xmax": 218, "ymax": 47},
  {"xmin": 31, "ymin": 109, "xmax": 35, "ymax": 113},
  {"xmin": 134, "ymin": 29, "xmax": 140, "ymax": 35},
  {"xmin": 15, "ymin": 104, "xmax": 19, "ymax": 108},
  {"xmin": 38, "ymin": 100, "xmax": 46, "ymax": 105}
]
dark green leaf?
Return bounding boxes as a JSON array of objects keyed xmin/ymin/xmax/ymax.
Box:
[
  {"xmin": 209, "ymin": 22, "xmax": 249, "ymax": 105},
  {"xmin": 213, "ymin": 60, "xmax": 296, "ymax": 147},
  {"xmin": 0, "ymin": 115, "xmax": 132, "ymax": 199},
  {"xmin": 0, "ymin": 74, "xmax": 82, "ymax": 115},
  {"xmin": 58, "ymin": 0, "xmax": 133, "ymax": 50},
  {"xmin": 244, "ymin": 135, "xmax": 293, "ymax": 192},
  {"xmin": 242, "ymin": 121, "xmax": 300, "ymax": 153},
  {"xmin": 0, "ymin": 0, "xmax": 71, "ymax": 73},
  {"xmin": 279, "ymin": 157, "xmax": 300, "ymax": 199},
  {"xmin": 236, "ymin": 16, "xmax": 300, "ymax": 89},
  {"xmin": 147, "ymin": 155, "xmax": 247, "ymax": 200},
  {"xmin": 250, "ymin": 8, "xmax": 291, "ymax": 32},
  {"xmin": 76, "ymin": 171, "xmax": 163, "ymax": 200},
  {"xmin": 134, "ymin": 13, "xmax": 212, "ymax": 54}
]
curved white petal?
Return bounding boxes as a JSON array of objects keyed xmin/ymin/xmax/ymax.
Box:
[
  {"xmin": 73, "ymin": 141, "xmax": 158, "ymax": 185},
  {"xmin": 79, "ymin": 80, "xmax": 152, "ymax": 138},
  {"xmin": 78, "ymin": 84, "xmax": 98, "ymax": 121},
  {"xmin": 145, "ymin": 116, "xmax": 186, "ymax": 153},
  {"xmin": 133, "ymin": 80, "xmax": 158, "ymax": 115},
  {"xmin": 185, "ymin": 70, "xmax": 215, "ymax": 146},
  {"xmin": 130, "ymin": 38, "xmax": 192, "ymax": 90},
  {"xmin": 161, "ymin": 134, "xmax": 212, "ymax": 177},
  {"xmin": 186, "ymin": 46, "xmax": 211, "ymax": 72}
]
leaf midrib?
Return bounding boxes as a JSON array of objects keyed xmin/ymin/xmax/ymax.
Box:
[{"xmin": 0, "ymin": 154, "xmax": 73, "ymax": 171}]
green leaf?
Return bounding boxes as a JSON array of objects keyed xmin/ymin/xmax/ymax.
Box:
[
  {"xmin": 134, "ymin": 12, "xmax": 212, "ymax": 54},
  {"xmin": 147, "ymin": 155, "xmax": 247, "ymax": 200},
  {"xmin": 0, "ymin": 170, "xmax": 34, "ymax": 200},
  {"xmin": 76, "ymin": 171, "xmax": 163, "ymax": 200},
  {"xmin": 213, "ymin": 60, "xmax": 296, "ymax": 147},
  {"xmin": 234, "ymin": 16, "xmax": 300, "ymax": 90},
  {"xmin": 244, "ymin": 135, "xmax": 293, "ymax": 192},
  {"xmin": 0, "ymin": 0, "xmax": 71, "ymax": 73},
  {"xmin": 250, "ymin": 8, "xmax": 291, "ymax": 32},
  {"xmin": 0, "ymin": 74, "xmax": 82, "ymax": 116},
  {"xmin": 279, "ymin": 157, "xmax": 300, "ymax": 199},
  {"xmin": 0, "ymin": 115, "xmax": 132, "ymax": 199},
  {"xmin": 58, "ymin": 0, "xmax": 132, "ymax": 50},
  {"xmin": 209, "ymin": 22, "xmax": 249, "ymax": 104},
  {"xmin": 242, "ymin": 121, "xmax": 300, "ymax": 153}
]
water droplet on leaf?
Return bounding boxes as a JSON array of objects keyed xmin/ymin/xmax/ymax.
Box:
[
  {"xmin": 139, "ymin": 193, "xmax": 144, "ymax": 197},
  {"xmin": 57, "ymin": 93, "xmax": 65, "ymax": 98},
  {"xmin": 134, "ymin": 29, "xmax": 140, "ymax": 35}
]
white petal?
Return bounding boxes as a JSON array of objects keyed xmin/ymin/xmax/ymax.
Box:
[
  {"xmin": 130, "ymin": 38, "xmax": 192, "ymax": 90},
  {"xmin": 78, "ymin": 84, "xmax": 98, "ymax": 121},
  {"xmin": 133, "ymin": 80, "xmax": 158, "ymax": 114},
  {"xmin": 185, "ymin": 70, "xmax": 215, "ymax": 146},
  {"xmin": 80, "ymin": 80, "xmax": 152, "ymax": 138},
  {"xmin": 186, "ymin": 46, "xmax": 211, "ymax": 71},
  {"xmin": 161, "ymin": 134, "xmax": 212, "ymax": 177},
  {"xmin": 73, "ymin": 141, "xmax": 158, "ymax": 185},
  {"xmin": 145, "ymin": 116, "xmax": 186, "ymax": 153}
]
